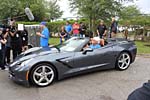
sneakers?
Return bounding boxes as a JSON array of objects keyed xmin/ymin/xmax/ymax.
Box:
[
  {"xmin": 4, "ymin": 67, "xmax": 8, "ymax": 71},
  {"xmin": 0, "ymin": 67, "xmax": 8, "ymax": 71}
]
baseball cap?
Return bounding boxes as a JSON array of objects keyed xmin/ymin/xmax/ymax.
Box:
[{"xmin": 40, "ymin": 21, "xmax": 47, "ymax": 25}]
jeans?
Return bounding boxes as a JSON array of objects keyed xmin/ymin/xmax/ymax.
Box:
[
  {"xmin": 99, "ymin": 35, "xmax": 104, "ymax": 39},
  {"xmin": 73, "ymin": 34, "xmax": 80, "ymax": 37},
  {"xmin": 80, "ymin": 34, "xmax": 85, "ymax": 38},
  {"xmin": 66, "ymin": 34, "xmax": 70, "ymax": 40},
  {"xmin": 12, "ymin": 44, "xmax": 22, "ymax": 60},
  {"xmin": 0, "ymin": 48, "xmax": 5, "ymax": 69}
]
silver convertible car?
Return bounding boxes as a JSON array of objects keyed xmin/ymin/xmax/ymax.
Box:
[{"xmin": 9, "ymin": 37, "xmax": 137, "ymax": 87}]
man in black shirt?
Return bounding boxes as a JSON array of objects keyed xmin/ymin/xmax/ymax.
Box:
[
  {"xmin": 10, "ymin": 26, "xmax": 22, "ymax": 59},
  {"xmin": 0, "ymin": 29, "xmax": 7, "ymax": 70},
  {"xmin": 79, "ymin": 22, "xmax": 87, "ymax": 38},
  {"xmin": 97, "ymin": 20, "xmax": 107, "ymax": 39},
  {"xmin": 110, "ymin": 17, "xmax": 118, "ymax": 38}
]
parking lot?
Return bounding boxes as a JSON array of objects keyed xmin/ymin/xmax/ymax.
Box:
[{"xmin": 0, "ymin": 55, "xmax": 150, "ymax": 100}]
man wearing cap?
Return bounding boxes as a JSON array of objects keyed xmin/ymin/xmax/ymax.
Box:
[
  {"xmin": 89, "ymin": 37, "xmax": 101, "ymax": 49},
  {"xmin": 36, "ymin": 21, "xmax": 50, "ymax": 47},
  {"xmin": 97, "ymin": 20, "xmax": 107, "ymax": 39}
]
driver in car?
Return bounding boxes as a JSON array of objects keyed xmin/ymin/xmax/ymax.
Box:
[
  {"xmin": 84, "ymin": 37, "xmax": 101, "ymax": 50},
  {"xmin": 90, "ymin": 37, "xmax": 101, "ymax": 49}
]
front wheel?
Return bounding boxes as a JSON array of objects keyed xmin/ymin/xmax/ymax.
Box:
[
  {"xmin": 30, "ymin": 63, "xmax": 56, "ymax": 87},
  {"xmin": 116, "ymin": 52, "xmax": 131, "ymax": 71}
]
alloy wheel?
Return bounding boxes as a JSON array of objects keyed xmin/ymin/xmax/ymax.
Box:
[
  {"xmin": 117, "ymin": 53, "xmax": 131, "ymax": 70},
  {"xmin": 32, "ymin": 65, "xmax": 55, "ymax": 86}
]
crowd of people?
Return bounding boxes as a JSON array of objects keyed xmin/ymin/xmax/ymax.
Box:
[
  {"xmin": 0, "ymin": 20, "xmax": 51, "ymax": 70},
  {"xmin": 59, "ymin": 17, "xmax": 118, "ymax": 44},
  {"xmin": 0, "ymin": 20, "xmax": 28, "ymax": 70}
]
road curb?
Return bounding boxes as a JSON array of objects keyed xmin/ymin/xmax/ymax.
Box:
[{"xmin": 137, "ymin": 54, "xmax": 150, "ymax": 58}]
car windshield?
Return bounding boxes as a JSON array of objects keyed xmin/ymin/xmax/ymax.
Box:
[{"xmin": 57, "ymin": 38, "xmax": 86, "ymax": 52}]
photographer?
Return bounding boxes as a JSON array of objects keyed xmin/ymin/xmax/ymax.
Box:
[{"xmin": 9, "ymin": 26, "xmax": 22, "ymax": 59}]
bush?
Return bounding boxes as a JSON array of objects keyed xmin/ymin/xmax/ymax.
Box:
[{"xmin": 16, "ymin": 19, "xmax": 90, "ymax": 33}]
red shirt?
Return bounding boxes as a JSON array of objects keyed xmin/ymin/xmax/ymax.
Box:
[{"xmin": 72, "ymin": 23, "xmax": 80, "ymax": 34}]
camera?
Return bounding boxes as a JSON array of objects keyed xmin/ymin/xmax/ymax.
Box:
[{"xmin": 10, "ymin": 26, "xmax": 16, "ymax": 33}]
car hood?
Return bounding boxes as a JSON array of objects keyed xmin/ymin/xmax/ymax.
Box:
[{"xmin": 13, "ymin": 47, "xmax": 59, "ymax": 63}]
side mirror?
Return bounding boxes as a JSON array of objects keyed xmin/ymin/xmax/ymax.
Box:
[{"xmin": 82, "ymin": 48, "xmax": 93, "ymax": 54}]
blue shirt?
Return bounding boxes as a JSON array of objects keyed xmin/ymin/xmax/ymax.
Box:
[
  {"xmin": 40, "ymin": 27, "xmax": 50, "ymax": 47},
  {"xmin": 65, "ymin": 24, "xmax": 72, "ymax": 33},
  {"xmin": 90, "ymin": 44, "xmax": 101, "ymax": 49}
]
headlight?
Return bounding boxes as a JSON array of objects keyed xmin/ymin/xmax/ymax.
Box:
[{"xmin": 20, "ymin": 59, "xmax": 33, "ymax": 66}]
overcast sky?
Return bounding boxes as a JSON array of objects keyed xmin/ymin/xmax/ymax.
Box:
[{"xmin": 57, "ymin": 0, "xmax": 150, "ymax": 18}]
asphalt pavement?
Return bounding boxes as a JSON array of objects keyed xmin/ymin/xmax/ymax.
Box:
[{"xmin": 0, "ymin": 55, "xmax": 150, "ymax": 100}]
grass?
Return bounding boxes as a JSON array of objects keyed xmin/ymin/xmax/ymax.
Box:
[
  {"xmin": 49, "ymin": 37, "xmax": 60, "ymax": 45},
  {"xmin": 49, "ymin": 37, "xmax": 150, "ymax": 54},
  {"xmin": 135, "ymin": 41, "xmax": 150, "ymax": 54}
]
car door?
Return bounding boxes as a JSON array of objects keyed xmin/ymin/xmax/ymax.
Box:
[
  {"xmin": 73, "ymin": 44, "xmax": 116, "ymax": 70},
  {"xmin": 93, "ymin": 45, "xmax": 116, "ymax": 69},
  {"xmin": 73, "ymin": 50, "xmax": 96, "ymax": 68}
]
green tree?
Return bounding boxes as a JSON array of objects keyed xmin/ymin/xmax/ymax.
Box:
[
  {"xmin": 45, "ymin": 0, "xmax": 63, "ymax": 21},
  {"xmin": 69, "ymin": 0, "xmax": 122, "ymax": 31},
  {"xmin": 0, "ymin": 0, "xmax": 22, "ymax": 20},
  {"xmin": 0, "ymin": 0, "xmax": 63, "ymax": 22},
  {"xmin": 119, "ymin": 5, "xmax": 141, "ymax": 21},
  {"xmin": 119, "ymin": 5, "xmax": 150, "ymax": 26},
  {"xmin": 69, "ymin": 0, "xmax": 137, "ymax": 31}
]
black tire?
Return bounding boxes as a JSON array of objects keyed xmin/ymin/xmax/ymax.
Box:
[
  {"xmin": 116, "ymin": 52, "xmax": 131, "ymax": 71},
  {"xmin": 30, "ymin": 63, "xmax": 56, "ymax": 87}
]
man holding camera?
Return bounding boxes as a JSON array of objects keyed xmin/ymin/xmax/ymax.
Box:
[{"xmin": 9, "ymin": 26, "xmax": 22, "ymax": 59}]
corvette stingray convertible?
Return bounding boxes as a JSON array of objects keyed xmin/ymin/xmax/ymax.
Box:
[{"xmin": 9, "ymin": 37, "xmax": 137, "ymax": 87}]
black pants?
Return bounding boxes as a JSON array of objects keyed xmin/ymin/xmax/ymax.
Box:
[
  {"xmin": 99, "ymin": 35, "xmax": 103, "ymax": 39},
  {"xmin": 0, "ymin": 48, "xmax": 5, "ymax": 69},
  {"xmin": 12, "ymin": 44, "xmax": 22, "ymax": 60},
  {"xmin": 5, "ymin": 46, "xmax": 11, "ymax": 64}
]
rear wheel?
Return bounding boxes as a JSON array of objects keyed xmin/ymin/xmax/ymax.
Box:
[
  {"xmin": 116, "ymin": 52, "xmax": 131, "ymax": 70},
  {"xmin": 30, "ymin": 63, "xmax": 56, "ymax": 87}
]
